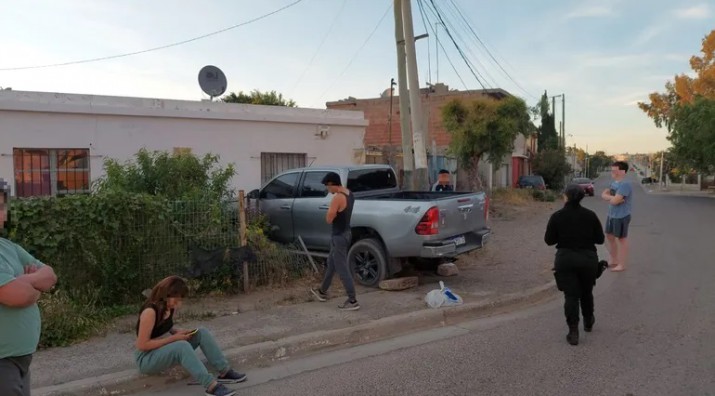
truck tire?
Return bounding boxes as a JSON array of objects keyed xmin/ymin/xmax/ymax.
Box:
[{"xmin": 348, "ymin": 238, "xmax": 388, "ymax": 288}]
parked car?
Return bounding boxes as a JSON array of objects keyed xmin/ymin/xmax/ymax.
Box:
[
  {"xmin": 571, "ymin": 177, "xmax": 595, "ymax": 196},
  {"xmin": 248, "ymin": 165, "xmax": 490, "ymax": 287},
  {"xmin": 641, "ymin": 177, "xmax": 657, "ymax": 184},
  {"xmin": 517, "ymin": 175, "xmax": 546, "ymax": 190}
]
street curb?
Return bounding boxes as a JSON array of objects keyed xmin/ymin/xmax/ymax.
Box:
[{"xmin": 34, "ymin": 281, "xmax": 557, "ymax": 396}]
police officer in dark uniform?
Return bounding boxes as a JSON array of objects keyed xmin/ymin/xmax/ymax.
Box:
[{"xmin": 544, "ymin": 184, "xmax": 606, "ymax": 345}]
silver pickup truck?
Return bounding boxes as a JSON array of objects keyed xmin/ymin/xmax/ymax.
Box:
[{"xmin": 249, "ymin": 165, "xmax": 490, "ymax": 287}]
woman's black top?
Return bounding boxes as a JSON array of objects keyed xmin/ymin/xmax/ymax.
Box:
[{"xmin": 135, "ymin": 303, "xmax": 174, "ymax": 339}]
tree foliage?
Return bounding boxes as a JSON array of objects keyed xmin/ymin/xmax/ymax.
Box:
[
  {"xmin": 222, "ymin": 90, "xmax": 297, "ymax": 107},
  {"xmin": 586, "ymin": 151, "xmax": 612, "ymax": 179},
  {"xmin": 442, "ymin": 96, "xmax": 532, "ymax": 190},
  {"xmin": 532, "ymin": 148, "xmax": 571, "ymax": 191},
  {"xmin": 534, "ymin": 91, "xmax": 559, "ymax": 151},
  {"xmin": 669, "ymin": 97, "xmax": 715, "ymax": 173},
  {"xmin": 95, "ymin": 149, "xmax": 236, "ymax": 200},
  {"xmin": 639, "ymin": 29, "xmax": 715, "ymax": 173}
]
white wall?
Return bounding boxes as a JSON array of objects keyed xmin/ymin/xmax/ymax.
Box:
[{"xmin": 0, "ymin": 91, "xmax": 367, "ymax": 194}]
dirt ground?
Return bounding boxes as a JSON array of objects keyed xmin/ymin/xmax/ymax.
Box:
[
  {"xmin": 106, "ymin": 199, "xmax": 561, "ymax": 334},
  {"xmin": 32, "ymin": 198, "xmax": 562, "ymax": 389}
]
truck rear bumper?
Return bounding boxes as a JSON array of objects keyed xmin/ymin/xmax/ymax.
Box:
[{"xmin": 420, "ymin": 228, "xmax": 491, "ymax": 258}]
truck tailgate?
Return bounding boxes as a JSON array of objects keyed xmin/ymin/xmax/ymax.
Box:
[{"xmin": 435, "ymin": 192, "xmax": 488, "ymax": 238}]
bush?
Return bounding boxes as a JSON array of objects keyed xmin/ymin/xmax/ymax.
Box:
[
  {"xmin": 532, "ymin": 189, "xmax": 557, "ymax": 202},
  {"xmin": 95, "ymin": 148, "xmax": 236, "ymax": 201},
  {"xmin": 38, "ymin": 290, "xmax": 134, "ymax": 348},
  {"xmin": 9, "ymin": 193, "xmax": 313, "ymax": 347},
  {"xmin": 10, "ymin": 193, "xmax": 178, "ymax": 305},
  {"xmin": 533, "ymin": 148, "xmax": 572, "ymax": 191},
  {"xmin": 490, "ymin": 188, "xmax": 533, "ymax": 205}
]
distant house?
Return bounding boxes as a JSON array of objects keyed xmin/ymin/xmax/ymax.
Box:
[
  {"xmin": 0, "ymin": 90, "xmax": 367, "ymax": 197},
  {"xmin": 326, "ymin": 83, "xmax": 537, "ymax": 189}
]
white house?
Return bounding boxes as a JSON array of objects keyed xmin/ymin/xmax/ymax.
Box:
[{"xmin": 0, "ymin": 90, "xmax": 367, "ymax": 197}]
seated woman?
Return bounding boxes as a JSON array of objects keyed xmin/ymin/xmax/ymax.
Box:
[
  {"xmin": 134, "ymin": 276, "xmax": 246, "ymax": 396},
  {"xmin": 544, "ymin": 185, "xmax": 606, "ymax": 346}
]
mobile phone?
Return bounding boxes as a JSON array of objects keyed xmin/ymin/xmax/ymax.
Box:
[{"xmin": 187, "ymin": 328, "xmax": 199, "ymax": 336}]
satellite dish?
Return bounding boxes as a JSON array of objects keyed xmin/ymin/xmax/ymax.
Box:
[{"xmin": 198, "ymin": 65, "xmax": 227, "ymax": 100}]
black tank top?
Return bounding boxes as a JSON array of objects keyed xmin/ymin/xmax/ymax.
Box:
[
  {"xmin": 332, "ymin": 191, "xmax": 354, "ymax": 235},
  {"xmin": 135, "ymin": 303, "xmax": 174, "ymax": 339}
]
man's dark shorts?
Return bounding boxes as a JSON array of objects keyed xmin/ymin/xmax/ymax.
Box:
[
  {"xmin": 0, "ymin": 354, "xmax": 33, "ymax": 396},
  {"xmin": 605, "ymin": 215, "xmax": 631, "ymax": 239}
]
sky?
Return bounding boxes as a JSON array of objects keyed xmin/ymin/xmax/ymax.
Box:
[{"xmin": 1, "ymin": 0, "xmax": 713, "ymax": 155}]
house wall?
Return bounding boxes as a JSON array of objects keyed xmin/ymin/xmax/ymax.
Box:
[{"xmin": 0, "ymin": 91, "xmax": 367, "ymax": 195}]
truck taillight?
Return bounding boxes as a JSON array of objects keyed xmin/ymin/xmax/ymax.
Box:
[
  {"xmin": 415, "ymin": 206, "xmax": 439, "ymax": 235},
  {"xmin": 484, "ymin": 195, "xmax": 490, "ymax": 223}
]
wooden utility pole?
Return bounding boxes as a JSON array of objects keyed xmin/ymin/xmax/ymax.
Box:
[
  {"xmin": 401, "ymin": 0, "xmax": 429, "ymax": 190},
  {"xmin": 394, "ymin": 0, "xmax": 414, "ymax": 190}
]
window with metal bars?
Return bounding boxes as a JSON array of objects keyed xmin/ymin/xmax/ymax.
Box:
[
  {"xmin": 260, "ymin": 152, "xmax": 306, "ymax": 185},
  {"xmin": 13, "ymin": 148, "xmax": 91, "ymax": 197}
]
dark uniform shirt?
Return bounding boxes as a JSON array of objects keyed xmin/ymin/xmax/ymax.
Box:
[{"xmin": 544, "ymin": 203, "xmax": 605, "ymax": 252}]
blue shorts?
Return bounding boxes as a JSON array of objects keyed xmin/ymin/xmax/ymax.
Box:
[{"xmin": 605, "ymin": 215, "xmax": 631, "ymax": 238}]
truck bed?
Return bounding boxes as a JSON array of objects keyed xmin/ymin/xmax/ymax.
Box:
[{"xmin": 357, "ymin": 190, "xmax": 473, "ymax": 201}]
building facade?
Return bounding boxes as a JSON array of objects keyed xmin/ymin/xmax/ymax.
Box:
[
  {"xmin": 326, "ymin": 83, "xmax": 536, "ymax": 189},
  {"xmin": 0, "ymin": 90, "xmax": 367, "ymax": 197}
]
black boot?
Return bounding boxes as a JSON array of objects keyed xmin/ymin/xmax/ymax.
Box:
[
  {"xmin": 567, "ymin": 325, "xmax": 579, "ymax": 345},
  {"xmin": 584, "ymin": 315, "xmax": 595, "ymax": 332}
]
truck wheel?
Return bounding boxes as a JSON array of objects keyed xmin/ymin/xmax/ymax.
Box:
[{"xmin": 348, "ymin": 238, "xmax": 387, "ymax": 287}]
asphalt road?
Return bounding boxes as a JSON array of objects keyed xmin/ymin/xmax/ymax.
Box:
[{"xmin": 140, "ymin": 174, "xmax": 715, "ymax": 396}]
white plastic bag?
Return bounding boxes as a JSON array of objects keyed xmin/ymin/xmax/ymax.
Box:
[
  {"xmin": 425, "ymin": 281, "xmax": 463, "ymax": 308},
  {"xmin": 425, "ymin": 289, "xmax": 446, "ymax": 308}
]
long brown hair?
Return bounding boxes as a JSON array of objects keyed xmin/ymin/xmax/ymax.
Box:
[{"xmin": 142, "ymin": 276, "xmax": 189, "ymax": 321}]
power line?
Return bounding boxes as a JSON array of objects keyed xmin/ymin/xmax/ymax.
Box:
[
  {"xmin": 428, "ymin": 0, "xmax": 497, "ymax": 89},
  {"xmin": 288, "ymin": 0, "xmax": 348, "ymax": 97},
  {"xmin": 0, "ymin": 0, "xmax": 306, "ymax": 71},
  {"xmin": 447, "ymin": 0, "xmax": 537, "ymax": 99},
  {"xmin": 310, "ymin": 2, "xmax": 392, "ymax": 107},
  {"xmin": 425, "ymin": 0, "xmax": 487, "ymax": 90},
  {"xmin": 415, "ymin": 0, "xmax": 432, "ymax": 84},
  {"xmin": 416, "ymin": 0, "xmax": 469, "ymax": 91}
]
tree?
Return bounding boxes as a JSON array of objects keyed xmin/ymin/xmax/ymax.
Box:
[
  {"xmin": 639, "ymin": 29, "xmax": 715, "ymax": 174},
  {"xmin": 95, "ymin": 149, "xmax": 236, "ymax": 200},
  {"xmin": 442, "ymin": 96, "xmax": 532, "ymax": 190},
  {"xmin": 222, "ymin": 90, "xmax": 296, "ymax": 107},
  {"xmin": 533, "ymin": 148, "xmax": 571, "ymax": 191},
  {"xmin": 533, "ymin": 91, "xmax": 559, "ymax": 151},
  {"xmin": 586, "ymin": 150, "xmax": 611, "ymax": 179},
  {"xmin": 669, "ymin": 97, "xmax": 715, "ymax": 173}
]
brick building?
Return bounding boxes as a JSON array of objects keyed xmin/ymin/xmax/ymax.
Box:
[{"xmin": 326, "ymin": 83, "xmax": 537, "ymax": 189}]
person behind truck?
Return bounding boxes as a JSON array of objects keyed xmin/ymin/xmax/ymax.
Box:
[{"xmin": 432, "ymin": 169, "xmax": 454, "ymax": 192}]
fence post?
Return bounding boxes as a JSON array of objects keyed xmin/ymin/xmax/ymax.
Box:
[{"xmin": 238, "ymin": 190, "xmax": 249, "ymax": 292}]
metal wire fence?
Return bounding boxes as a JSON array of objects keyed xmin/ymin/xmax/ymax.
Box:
[{"xmin": 11, "ymin": 193, "xmax": 314, "ymax": 305}]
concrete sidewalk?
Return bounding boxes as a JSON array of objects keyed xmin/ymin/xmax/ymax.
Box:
[
  {"xmin": 638, "ymin": 181, "xmax": 715, "ymax": 199},
  {"xmin": 32, "ymin": 201, "xmax": 562, "ymax": 396}
]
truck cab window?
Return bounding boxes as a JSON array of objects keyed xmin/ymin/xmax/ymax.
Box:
[
  {"xmin": 261, "ymin": 172, "xmax": 300, "ymax": 199},
  {"xmin": 300, "ymin": 172, "xmax": 329, "ymax": 198},
  {"xmin": 347, "ymin": 168, "xmax": 397, "ymax": 192}
]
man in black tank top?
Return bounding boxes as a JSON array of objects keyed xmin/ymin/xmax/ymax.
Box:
[{"xmin": 310, "ymin": 172, "xmax": 360, "ymax": 311}]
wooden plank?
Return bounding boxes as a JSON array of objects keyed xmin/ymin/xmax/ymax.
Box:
[
  {"xmin": 286, "ymin": 249, "xmax": 330, "ymax": 258},
  {"xmin": 239, "ymin": 190, "xmax": 249, "ymax": 292},
  {"xmin": 298, "ymin": 235, "xmax": 320, "ymax": 273}
]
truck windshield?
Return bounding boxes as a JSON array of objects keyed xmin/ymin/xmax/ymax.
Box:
[{"xmin": 347, "ymin": 168, "xmax": 397, "ymax": 192}]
